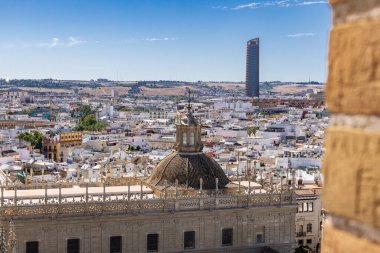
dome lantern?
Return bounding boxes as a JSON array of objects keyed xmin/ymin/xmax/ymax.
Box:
[{"xmin": 174, "ymin": 88, "xmax": 203, "ymax": 153}]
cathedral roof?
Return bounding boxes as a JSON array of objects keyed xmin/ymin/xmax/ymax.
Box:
[{"xmin": 146, "ymin": 151, "xmax": 229, "ymax": 189}]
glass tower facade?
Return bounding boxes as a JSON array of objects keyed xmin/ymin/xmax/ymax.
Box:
[{"xmin": 246, "ymin": 38, "xmax": 260, "ymax": 97}]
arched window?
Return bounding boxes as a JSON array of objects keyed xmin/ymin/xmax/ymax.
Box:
[
  {"xmin": 189, "ymin": 132, "xmax": 195, "ymax": 145},
  {"xmin": 182, "ymin": 132, "xmax": 187, "ymax": 145}
]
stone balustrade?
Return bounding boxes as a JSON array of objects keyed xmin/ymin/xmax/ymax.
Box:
[{"xmin": 0, "ymin": 185, "xmax": 294, "ymax": 219}]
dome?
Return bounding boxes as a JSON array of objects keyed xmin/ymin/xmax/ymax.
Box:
[{"xmin": 146, "ymin": 151, "xmax": 229, "ymax": 189}]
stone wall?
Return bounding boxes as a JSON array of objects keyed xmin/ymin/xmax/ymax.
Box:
[
  {"xmin": 323, "ymin": 0, "xmax": 380, "ymax": 252},
  {"xmin": 12, "ymin": 206, "xmax": 296, "ymax": 253}
]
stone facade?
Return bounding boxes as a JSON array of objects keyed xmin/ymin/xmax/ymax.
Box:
[
  {"xmin": 0, "ymin": 187, "xmax": 297, "ymax": 253},
  {"xmin": 11, "ymin": 206, "xmax": 296, "ymax": 253},
  {"xmin": 295, "ymin": 189, "xmax": 323, "ymax": 252},
  {"xmin": 322, "ymin": 0, "xmax": 380, "ymax": 252}
]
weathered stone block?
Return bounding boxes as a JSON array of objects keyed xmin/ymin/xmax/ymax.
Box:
[
  {"xmin": 329, "ymin": 0, "xmax": 380, "ymax": 9},
  {"xmin": 323, "ymin": 126, "xmax": 380, "ymax": 228},
  {"xmin": 331, "ymin": 0, "xmax": 380, "ymax": 24},
  {"xmin": 326, "ymin": 19, "xmax": 380, "ymax": 115},
  {"xmin": 322, "ymin": 223, "xmax": 380, "ymax": 253}
]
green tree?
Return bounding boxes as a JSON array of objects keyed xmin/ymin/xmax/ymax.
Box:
[
  {"xmin": 71, "ymin": 104, "xmax": 94, "ymax": 118},
  {"xmin": 17, "ymin": 131, "xmax": 43, "ymax": 149},
  {"xmin": 247, "ymin": 126, "xmax": 259, "ymax": 137},
  {"xmin": 73, "ymin": 114, "xmax": 108, "ymax": 131}
]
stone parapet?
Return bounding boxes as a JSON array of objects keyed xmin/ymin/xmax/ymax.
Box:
[
  {"xmin": 0, "ymin": 191, "xmax": 295, "ymax": 220},
  {"xmin": 330, "ymin": 0, "xmax": 380, "ymax": 24},
  {"xmin": 323, "ymin": 0, "xmax": 380, "ymax": 252},
  {"xmin": 323, "ymin": 126, "xmax": 380, "ymax": 228},
  {"xmin": 322, "ymin": 222, "xmax": 380, "ymax": 253},
  {"xmin": 326, "ymin": 19, "xmax": 380, "ymax": 115}
]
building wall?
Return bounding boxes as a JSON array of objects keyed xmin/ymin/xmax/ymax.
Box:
[
  {"xmin": 295, "ymin": 196, "xmax": 322, "ymax": 252},
  {"xmin": 13, "ymin": 206, "xmax": 296, "ymax": 253},
  {"xmin": 42, "ymin": 142, "xmax": 61, "ymax": 161},
  {"xmin": 322, "ymin": 0, "xmax": 380, "ymax": 252},
  {"xmin": 42, "ymin": 132, "xmax": 83, "ymax": 162},
  {"xmin": 60, "ymin": 132, "xmax": 83, "ymax": 146}
]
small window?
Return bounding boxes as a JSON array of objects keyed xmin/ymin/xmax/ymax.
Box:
[
  {"xmin": 67, "ymin": 238, "xmax": 80, "ymax": 253},
  {"xmin": 306, "ymin": 239, "xmax": 312, "ymax": 244},
  {"xmin": 182, "ymin": 133, "xmax": 187, "ymax": 145},
  {"xmin": 184, "ymin": 231, "xmax": 195, "ymax": 250},
  {"xmin": 298, "ymin": 240, "xmax": 304, "ymax": 245},
  {"xmin": 298, "ymin": 203, "xmax": 303, "ymax": 212},
  {"xmin": 147, "ymin": 234, "xmax": 158, "ymax": 252},
  {"xmin": 308, "ymin": 202, "xmax": 314, "ymax": 212},
  {"xmin": 299, "ymin": 225, "xmax": 304, "ymax": 233},
  {"xmin": 256, "ymin": 233, "xmax": 264, "ymax": 244},
  {"xmin": 110, "ymin": 236, "xmax": 122, "ymax": 253},
  {"xmin": 303, "ymin": 202, "xmax": 308, "ymax": 212},
  {"xmin": 26, "ymin": 241, "xmax": 39, "ymax": 253},
  {"xmin": 307, "ymin": 223, "xmax": 312, "ymax": 233},
  {"xmin": 222, "ymin": 228, "xmax": 233, "ymax": 246},
  {"xmin": 189, "ymin": 132, "xmax": 195, "ymax": 145}
]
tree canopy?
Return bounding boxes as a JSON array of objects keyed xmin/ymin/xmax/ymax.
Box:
[
  {"xmin": 72, "ymin": 104, "xmax": 109, "ymax": 131},
  {"xmin": 17, "ymin": 131, "xmax": 43, "ymax": 149},
  {"xmin": 247, "ymin": 126, "xmax": 259, "ymax": 136}
]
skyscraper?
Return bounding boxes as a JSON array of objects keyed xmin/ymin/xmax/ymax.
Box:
[{"xmin": 246, "ymin": 38, "xmax": 260, "ymax": 97}]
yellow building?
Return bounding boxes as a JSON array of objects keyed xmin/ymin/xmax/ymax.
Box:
[{"xmin": 42, "ymin": 132, "xmax": 82, "ymax": 162}]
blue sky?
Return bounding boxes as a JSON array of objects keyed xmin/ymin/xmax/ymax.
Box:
[{"xmin": 0, "ymin": 0, "xmax": 331, "ymax": 82}]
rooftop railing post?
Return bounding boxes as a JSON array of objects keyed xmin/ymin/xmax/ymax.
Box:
[
  {"xmin": 1, "ymin": 186, "xmax": 3, "ymax": 207},
  {"xmin": 270, "ymin": 175, "xmax": 273, "ymax": 205},
  {"xmin": 215, "ymin": 178, "xmax": 219, "ymax": 209},
  {"xmin": 175, "ymin": 179, "xmax": 178, "ymax": 198},
  {"xmin": 247, "ymin": 179, "xmax": 251, "ymax": 207},
  {"xmin": 103, "ymin": 182, "xmax": 106, "ymax": 202},
  {"xmin": 280, "ymin": 174, "xmax": 283, "ymax": 206},
  {"xmin": 198, "ymin": 178, "xmax": 203, "ymax": 210},
  {"xmin": 140, "ymin": 181, "xmax": 143, "ymax": 200},
  {"xmin": 59, "ymin": 183, "xmax": 62, "ymax": 204},
  {"xmin": 248, "ymin": 179, "xmax": 251, "ymax": 195},
  {"xmin": 85, "ymin": 183, "xmax": 89, "ymax": 203},
  {"xmin": 270, "ymin": 175, "xmax": 273, "ymax": 194},
  {"xmin": 44, "ymin": 184, "xmax": 48, "ymax": 204},
  {"xmin": 127, "ymin": 181, "xmax": 131, "ymax": 201},
  {"xmin": 286, "ymin": 168, "xmax": 289, "ymax": 185},
  {"xmin": 14, "ymin": 186, "xmax": 17, "ymax": 206},
  {"xmin": 164, "ymin": 180, "xmax": 167, "ymax": 199}
]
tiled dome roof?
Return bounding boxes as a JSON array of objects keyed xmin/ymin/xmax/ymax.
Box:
[{"xmin": 146, "ymin": 151, "xmax": 229, "ymax": 189}]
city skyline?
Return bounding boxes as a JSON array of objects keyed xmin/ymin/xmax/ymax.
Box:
[{"xmin": 0, "ymin": 0, "xmax": 331, "ymax": 82}]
